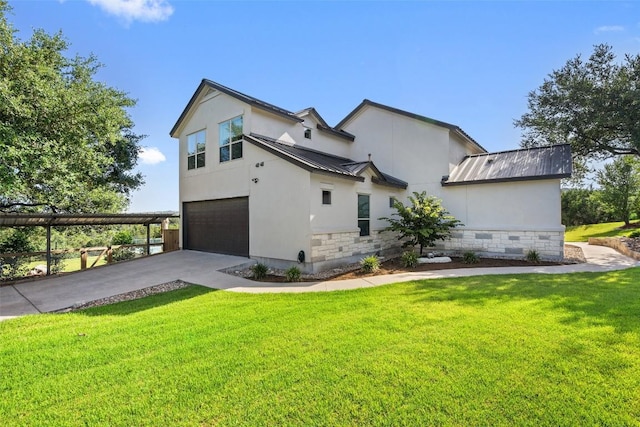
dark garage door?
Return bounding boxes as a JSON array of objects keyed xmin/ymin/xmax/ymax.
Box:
[{"xmin": 183, "ymin": 197, "xmax": 249, "ymax": 257}]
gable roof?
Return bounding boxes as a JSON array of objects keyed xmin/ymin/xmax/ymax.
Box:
[
  {"xmin": 295, "ymin": 107, "xmax": 356, "ymax": 142},
  {"xmin": 170, "ymin": 79, "xmax": 303, "ymax": 137},
  {"xmin": 245, "ymin": 134, "xmax": 407, "ymax": 189},
  {"xmin": 335, "ymin": 99, "xmax": 487, "ymax": 153},
  {"xmin": 442, "ymin": 144, "xmax": 572, "ymax": 186}
]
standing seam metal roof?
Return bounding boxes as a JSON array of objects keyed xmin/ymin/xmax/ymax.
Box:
[
  {"xmin": 245, "ymin": 134, "xmax": 407, "ymax": 189},
  {"xmin": 442, "ymin": 144, "xmax": 572, "ymax": 186}
]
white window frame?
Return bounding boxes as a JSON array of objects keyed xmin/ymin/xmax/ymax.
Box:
[
  {"xmin": 187, "ymin": 129, "xmax": 206, "ymax": 170},
  {"xmin": 219, "ymin": 115, "xmax": 243, "ymax": 163}
]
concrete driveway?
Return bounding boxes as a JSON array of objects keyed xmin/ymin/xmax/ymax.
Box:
[{"xmin": 0, "ymin": 250, "xmax": 254, "ymax": 320}]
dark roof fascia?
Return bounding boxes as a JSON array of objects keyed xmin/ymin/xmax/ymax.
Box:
[
  {"xmin": 371, "ymin": 176, "xmax": 408, "ymax": 189},
  {"xmin": 170, "ymin": 79, "xmax": 302, "ymax": 137},
  {"xmin": 441, "ymin": 173, "xmax": 571, "ymax": 187},
  {"xmin": 243, "ymin": 135, "xmax": 364, "ymax": 182},
  {"xmin": 296, "ymin": 107, "xmax": 355, "ymax": 141},
  {"xmin": 317, "ymin": 124, "xmax": 356, "ymax": 141},
  {"xmin": 344, "ymin": 161, "xmax": 408, "ymax": 189},
  {"xmin": 335, "ymin": 99, "xmax": 487, "ymax": 153},
  {"xmin": 296, "ymin": 107, "xmax": 330, "ymax": 128}
]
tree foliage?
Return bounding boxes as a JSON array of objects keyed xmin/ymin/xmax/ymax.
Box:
[
  {"xmin": 380, "ymin": 192, "xmax": 462, "ymax": 255},
  {"xmin": 596, "ymin": 156, "xmax": 640, "ymax": 226},
  {"xmin": 515, "ymin": 44, "xmax": 640, "ymax": 161},
  {"xmin": 0, "ymin": 1, "xmax": 143, "ymax": 213},
  {"xmin": 561, "ymin": 188, "xmax": 614, "ymax": 226}
]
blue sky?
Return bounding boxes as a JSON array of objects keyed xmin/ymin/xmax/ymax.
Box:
[{"xmin": 8, "ymin": 0, "xmax": 640, "ymax": 212}]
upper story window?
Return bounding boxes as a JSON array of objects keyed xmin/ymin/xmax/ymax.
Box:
[
  {"xmin": 187, "ymin": 130, "xmax": 206, "ymax": 170},
  {"xmin": 304, "ymin": 128, "xmax": 312, "ymax": 139},
  {"xmin": 219, "ymin": 116, "xmax": 243, "ymax": 162}
]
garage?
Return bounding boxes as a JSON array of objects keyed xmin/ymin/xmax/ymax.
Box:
[{"xmin": 183, "ymin": 197, "xmax": 249, "ymax": 257}]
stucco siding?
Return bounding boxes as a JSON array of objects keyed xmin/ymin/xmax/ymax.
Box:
[
  {"xmin": 246, "ymin": 145, "xmax": 311, "ymax": 262},
  {"xmin": 442, "ymin": 179, "xmax": 561, "ymax": 229},
  {"xmin": 342, "ymin": 106, "xmax": 452, "ymax": 185}
]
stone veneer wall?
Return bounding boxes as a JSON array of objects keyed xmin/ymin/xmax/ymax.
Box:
[
  {"xmin": 308, "ymin": 227, "xmax": 564, "ymax": 271},
  {"xmin": 310, "ymin": 230, "xmax": 403, "ymax": 265},
  {"xmin": 438, "ymin": 228, "xmax": 564, "ymax": 260}
]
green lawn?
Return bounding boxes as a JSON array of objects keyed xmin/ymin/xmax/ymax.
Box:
[
  {"xmin": 2, "ymin": 270, "xmax": 640, "ymax": 426},
  {"xmin": 565, "ymin": 220, "xmax": 640, "ymax": 242}
]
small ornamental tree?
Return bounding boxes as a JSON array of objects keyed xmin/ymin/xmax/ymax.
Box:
[{"xmin": 380, "ymin": 192, "xmax": 462, "ymax": 256}]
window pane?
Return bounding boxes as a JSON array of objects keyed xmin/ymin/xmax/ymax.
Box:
[
  {"xmin": 358, "ymin": 220, "xmax": 370, "ymax": 237},
  {"xmin": 187, "ymin": 134, "xmax": 196, "ymax": 155},
  {"xmin": 231, "ymin": 141, "xmax": 242, "ymax": 160},
  {"xmin": 358, "ymin": 194, "xmax": 370, "ymax": 218},
  {"xmin": 196, "ymin": 141, "xmax": 206, "ymax": 153},
  {"xmin": 389, "ymin": 197, "xmax": 396, "ymax": 208},
  {"xmin": 196, "ymin": 130, "xmax": 206, "ymax": 144},
  {"xmin": 219, "ymin": 146, "xmax": 230, "ymax": 162},
  {"xmin": 196, "ymin": 152, "xmax": 205, "ymax": 168},
  {"xmin": 322, "ymin": 190, "xmax": 331, "ymax": 205},
  {"xmin": 231, "ymin": 116, "xmax": 243, "ymax": 141},
  {"xmin": 219, "ymin": 122, "xmax": 230, "ymax": 146},
  {"xmin": 187, "ymin": 155, "xmax": 195, "ymax": 170}
]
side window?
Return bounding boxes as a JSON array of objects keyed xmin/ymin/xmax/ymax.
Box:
[
  {"xmin": 358, "ymin": 194, "xmax": 370, "ymax": 236},
  {"xmin": 304, "ymin": 128, "xmax": 312, "ymax": 139},
  {"xmin": 322, "ymin": 190, "xmax": 332, "ymax": 205},
  {"xmin": 389, "ymin": 197, "xmax": 396, "ymax": 208},
  {"xmin": 219, "ymin": 116, "xmax": 243, "ymax": 162},
  {"xmin": 187, "ymin": 130, "xmax": 206, "ymax": 170}
]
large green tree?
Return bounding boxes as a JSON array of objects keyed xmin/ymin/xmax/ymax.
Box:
[
  {"xmin": 0, "ymin": 1, "xmax": 143, "ymax": 214},
  {"xmin": 515, "ymin": 44, "xmax": 640, "ymax": 161},
  {"xmin": 596, "ymin": 156, "xmax": 640, "ymax": 226}
]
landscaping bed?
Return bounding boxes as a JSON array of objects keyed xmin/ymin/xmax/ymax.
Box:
[{"xmin": 234, "ymin": 244, "xmax": 585, "ymax": 283}]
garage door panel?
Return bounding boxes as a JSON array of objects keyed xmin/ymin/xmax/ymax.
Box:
[{"xmin": 183, "ymin": 198, "xmax": 249, "ymax": 257}]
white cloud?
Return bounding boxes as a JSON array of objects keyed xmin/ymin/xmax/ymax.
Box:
[
  {"xmin": 594, "ymin": 25, "xmax": 624, "ymax": 34},
  {"xmin": 87, "ymin": 0, "xmax": 174, "ymax": 23},
  {"xmin": 139, "ymin": 147, "xmax": 166, "ymax": 165}
]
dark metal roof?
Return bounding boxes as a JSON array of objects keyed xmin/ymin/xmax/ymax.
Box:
[
  {"xmin": 245, "ymin": 134, "xmax": 408, "ymax": 189},
  {"xmin": 170, "ymin": 79, "xmax": 303, "ymax": 137},
  {"xmin": 442, "ymin": 144, "xmax": 572, "ymax": 186},
  {"xmin": 0, "ymin": 213, "xmax": 178, "ymax": 227},
  {"xmin": 295, "ymin": 107, "xmax": 356, "ymax": 141},
  {"xmin": 335, "ymin": 99, "xmax": 487, "ymax": 153}
]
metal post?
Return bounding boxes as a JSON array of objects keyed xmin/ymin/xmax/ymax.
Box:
[
  {"xmin": 46, "ymin": 225, "xmax": 51, "ymax": 276},
  {"xmin": 146, "ymin": 224, "xmax": 150, "ymax": 256}
]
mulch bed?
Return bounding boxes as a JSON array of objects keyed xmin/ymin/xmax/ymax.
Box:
[
  {"xmin": 329, "ymin": 257, "xmax": 562, "ymax": 281},
  {"xmin": 245, "ymin": 247, "xmax": 586, "ymax": 283}
]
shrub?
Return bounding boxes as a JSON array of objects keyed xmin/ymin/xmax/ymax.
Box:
[
  {"xmin": 112, "ymin": 230, "xmax": 134, "ymax": 245},
  {"xmin": 629, "ymin": 230, "xmax": 640, "ymax": 238},
  {"xmin": 525, "ymin": 249, "xmax": 541, "ymax": 264},
  {"xmin": 360, "ymin": 255, "xmax": 380, "ymax": 274},
  {"xmin": 380, "ymin": 191, "xmax": 462, "ymax": 256},
  {"xmin": 401, "ymin": 251, "xmax": 418, "ymax": 268},
  {"xmin": 285, "ymin": 266, "xmax": 301, "ymax": 282},
  {"xmin": 462, "ymin": 251, "xmax": 479, "ymax": 264},
  {"xmin": 112, "ymin": 247, "xmax": 135, "ymax": 262},
  {"xmin": 251, "ymin": 263, "xmax": 268, "ymax": 280}
]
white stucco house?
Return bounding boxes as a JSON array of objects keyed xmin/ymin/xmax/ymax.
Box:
[{"xmin": 170, "ymin": 79, "xmax": 572, "ymax": 272}]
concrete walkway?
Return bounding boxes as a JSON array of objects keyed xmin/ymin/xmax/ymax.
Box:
[{"xmin": 1, "ymin": 243, "xmax": 638, "ymax": 321}]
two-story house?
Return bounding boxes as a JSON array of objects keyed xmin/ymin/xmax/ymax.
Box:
[{"xmin": 170, "ymin": 79, "xmax": 571, "ymax": 272}]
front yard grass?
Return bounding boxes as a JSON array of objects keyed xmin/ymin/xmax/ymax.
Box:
[
  {"xmin": 2, "ymin": 269, "xmax": 640, "ymax": 426},
  {"xmin": 565, "ymin": 220, "xmax": 640, "ymax": 241}
]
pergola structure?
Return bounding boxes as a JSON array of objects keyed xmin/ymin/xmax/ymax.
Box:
[{"xmin": 0, "ymin": 213, "xmax": 178, "ymax": 275}]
